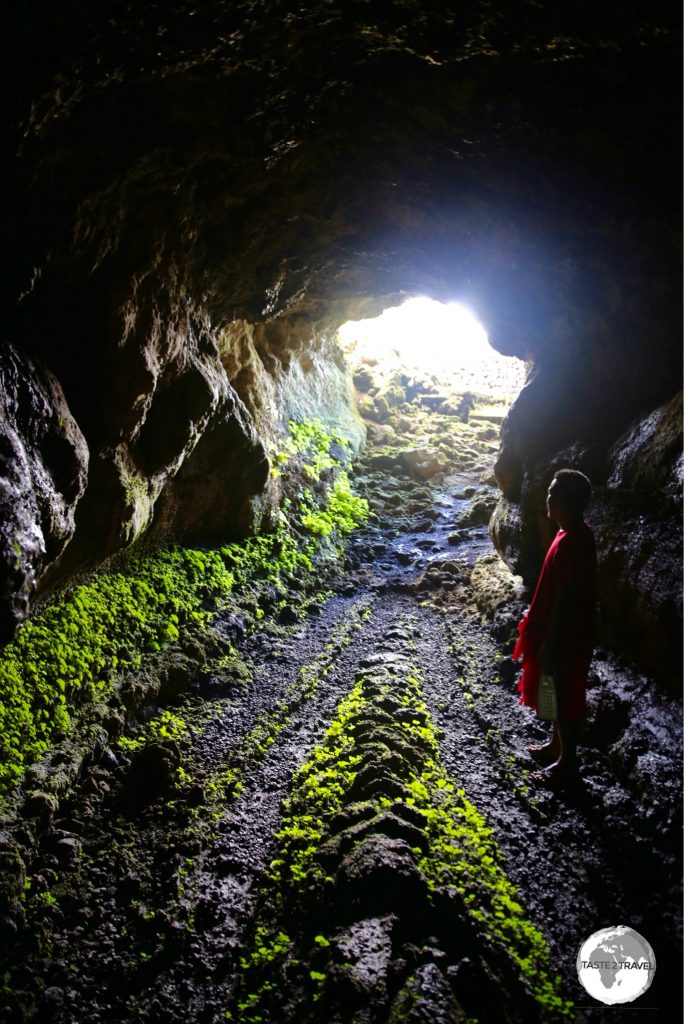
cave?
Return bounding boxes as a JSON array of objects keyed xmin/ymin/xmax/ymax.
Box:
[{"xmin": 0, "ymin": 3, "xmax": 681, "ymax": 1022}]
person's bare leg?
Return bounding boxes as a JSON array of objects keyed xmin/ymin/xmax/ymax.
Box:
[
  {"xmin": 528, "ymin": 722, "xmax": 561, "ymax": 761},
  {"xmin": 549, "ymin": 720, "xmax": 579, "ymax": 774}
]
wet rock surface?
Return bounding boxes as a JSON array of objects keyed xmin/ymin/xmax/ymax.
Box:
[
  {"xmin": 0, "ymin": 383, "xmax": 680, "ymax": 1024},
  {"xmin": 0, "ymin": 345, "xmax": 88, "ymax": 641},
  {"xmin": 492, "ymin": 390, "xmax": 683, "ymax": 685},
  {"xmin": 0, "ymin": 1, "xmax": 680, "ymax": 656}
]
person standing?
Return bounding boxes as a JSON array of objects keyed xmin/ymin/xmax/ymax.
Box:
[{"xmin": 514, "ymin": 469, "xmax": 597, "ymax": 783}]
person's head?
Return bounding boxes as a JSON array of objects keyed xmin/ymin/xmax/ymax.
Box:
[{"xmin": 547, "ymin": 469, "xmax": 592, "ymax": 526}]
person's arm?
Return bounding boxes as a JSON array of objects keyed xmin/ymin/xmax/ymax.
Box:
[{"xmin": 539, "ymin": 582, "xmax": 580, "ymax": 674}]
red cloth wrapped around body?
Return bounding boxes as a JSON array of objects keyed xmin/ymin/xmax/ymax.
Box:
[{"xmin": 514, "ymin": 523, "xmax": 596, "ymax": 722}]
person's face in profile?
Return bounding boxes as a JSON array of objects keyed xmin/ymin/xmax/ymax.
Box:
[{"xmin": 546, "ymin": 478, "xmax": 564, "ymax": 523}]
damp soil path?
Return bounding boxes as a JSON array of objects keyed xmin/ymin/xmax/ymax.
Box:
[{"xmin": 2, "ymin": 450, "xmax": 681, "ymax": 1023}]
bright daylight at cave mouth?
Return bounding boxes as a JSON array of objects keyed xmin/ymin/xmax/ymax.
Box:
[{"xmin": 337, "ymin": 296, "xmax": 527, "ymax": 401}]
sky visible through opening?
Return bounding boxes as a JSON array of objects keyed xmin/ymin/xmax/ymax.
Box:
[{"xmin": 338, "ymin": 296, "xmax": 526, "ymax": 400}]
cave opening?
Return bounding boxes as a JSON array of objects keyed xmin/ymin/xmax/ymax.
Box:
[
  {"xmin": 338, "ymin": 296, "xmax": 526, "ymax": 405},
  {"xmin": 335, "ymin": 294, "xmax": 528, "ymax": 514}
]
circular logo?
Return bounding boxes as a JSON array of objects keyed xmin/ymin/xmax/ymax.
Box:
[{"xmin": 577, "ymin": 925, "xmax": 656, "ymax": 1005}]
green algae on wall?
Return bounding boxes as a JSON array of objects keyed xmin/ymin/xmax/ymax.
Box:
[{"xmin": 0, "ymin": 419, "xmax": 368, "ymax": 801}]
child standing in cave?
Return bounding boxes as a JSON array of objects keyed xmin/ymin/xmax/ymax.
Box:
[{"xmin": 513, "ymin": 469, "xmax": 597, "ymax": 784}]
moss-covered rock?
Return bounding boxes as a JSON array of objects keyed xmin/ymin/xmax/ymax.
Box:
[{"xmin": 0, "ymin": 419, "xmax": 368, "ymax": 804}]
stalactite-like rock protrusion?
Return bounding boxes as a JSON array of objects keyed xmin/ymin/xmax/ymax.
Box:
[{"xmin": 0, "ymin": 345, "xmax": 88, "ymax": 640}]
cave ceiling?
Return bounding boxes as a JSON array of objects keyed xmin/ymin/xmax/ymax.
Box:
[{"xmin": 1, "ymin": 1, "xmax": 680, "ymax": 371}]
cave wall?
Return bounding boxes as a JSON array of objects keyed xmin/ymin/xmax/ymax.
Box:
[
  {"xmin": 491, "ymin": 390, "xmax": 683, "ymax": 684},
  {"xmin": 0, "ymin": 345, "xmax": 88, "ymax": 641},
  {"xmin": 0, "ymin": 2, "xmax": 681, "ymax": 670},
  {"xmin": 219, "ymin": 320, "xmax": 365, "ymax": 452}
]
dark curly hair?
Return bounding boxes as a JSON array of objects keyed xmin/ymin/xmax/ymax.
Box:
[{"xmin": 551, "ymin": 468, "xmax": 592, "ymax": 515}]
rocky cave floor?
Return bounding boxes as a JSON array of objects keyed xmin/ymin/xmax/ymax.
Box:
[{"xmin": 1, "ymin": 384, "xmax": 681, "ymax": 1024}]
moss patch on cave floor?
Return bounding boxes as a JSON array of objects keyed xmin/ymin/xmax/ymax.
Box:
[
  {"xmin": 228, "ymin": 614, "xmax": 572, "ymax": 1024},
  {"xmin": 0, "ymin": 419, "xmax": 368, "ymax": 802},
  {"xmin": 2, "ymin": 599, "xmax": 375, "ymax": 991},
  {"xmin": 130, "ymin": 598, "xmax": 374, "ymax": 841}
]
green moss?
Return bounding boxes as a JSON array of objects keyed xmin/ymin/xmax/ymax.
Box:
[
  {"xmin": 273, "ymin": 418, "xmax": 348, "ymax": 481},
  {"xmin": 229, "ymin": 648, "xmax": 573, "ymax": 1022},
  {"xmin": 35, "ymin": 890, "xmax": 58, "ymax": 906},
  {"xmin": 229, "ymin": 678, "xmax": 367, "ymax": 1022},
  {"xmin": 393, "ymin": 671, "xmax": 573, "ymax": 1021},
  {"xmin": 0, "ymin": 419, "xmax": 367, "ymax": 801},
  {"xmin": 0, "ymin": 545, "xmax": 236, "ymax": 795},
  {"xmin": 117, "ymin": 709, "xmax": 190, "ymax": 753},
  {"xmin": 300, "ymin": 472, "xmax": 369, "ymax": 540},
  {"xmin": 176, "ymin": 598, "xmax": 372, "ymax": 836}
]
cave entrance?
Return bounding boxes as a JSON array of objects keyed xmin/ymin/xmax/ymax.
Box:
[
  {"xmin": 336, "ymin": 292, "xmax": 529, "ymax": 496},
  {"xmin": 337, "ymin": 296, "xmax": 526, "ymax": 405},
  {"xmin": 336, "ymin": 295, "xmax": 528, "ymax": 600}
]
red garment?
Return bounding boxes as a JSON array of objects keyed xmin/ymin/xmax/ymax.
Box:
[{"xmin": 514, "ymin": 523, "xmax": 596, "ymax": 722}]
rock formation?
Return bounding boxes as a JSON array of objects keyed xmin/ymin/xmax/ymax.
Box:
[
  {"xmin": 0, "ymin": 345, "xmax": 88, "ymax": 642},
  {"xmin": 0, "ymin": 2, "xmax": 680, "ymax": 675}
]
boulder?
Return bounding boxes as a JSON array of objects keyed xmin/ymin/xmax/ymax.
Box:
[
  {"xmin": 331, "ymin": 915, "xmax": 396, "ymax": 1000},
  {"xmin": 400, "ymin": 449, "xmax": 450, "ymax": 481},
  {"xmin": 353, "ymin": 368, "xmax": 375, "ymax": 392},
  {"xmin": 388, "ymin": 963, "xmax": 467, "ymax": 1024}
]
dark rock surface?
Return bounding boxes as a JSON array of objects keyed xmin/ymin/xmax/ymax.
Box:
[
  {"xmin": 491, "ymin": 391, "xmax": 683, "ymax": 681},
  {"xmin": 0, "ymin": 1, "xmax": 681, "ymax": 674},
  {"xmin": 0, "ymin": 345, "xmax": 88, "ymax": 641}
]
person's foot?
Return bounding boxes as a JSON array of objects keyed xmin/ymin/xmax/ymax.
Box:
[
  {"xmin": 532, "ymin": 759, "xmax": 580, "ymax": 787},
  {"xmin": 527, "ymin": 742, "xmax": 560, "ymax": 765}
]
